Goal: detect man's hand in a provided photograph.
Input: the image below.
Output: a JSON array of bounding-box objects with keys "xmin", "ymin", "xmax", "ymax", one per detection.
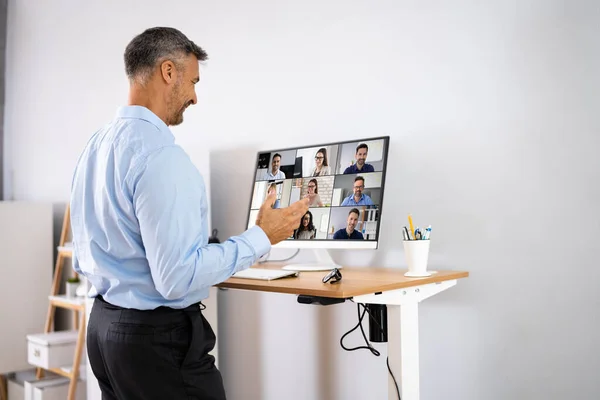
[{"xmin": 255, "ymin": 193, "xmax": 310, "ymax": 244}]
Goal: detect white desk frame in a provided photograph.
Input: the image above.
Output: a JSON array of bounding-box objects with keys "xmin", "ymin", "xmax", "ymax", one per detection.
[{"xmin": 353, "ymin": 279, "xmax": 458, "ymax": 400}]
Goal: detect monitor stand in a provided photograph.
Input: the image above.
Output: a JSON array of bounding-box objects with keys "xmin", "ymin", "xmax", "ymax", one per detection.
[{"xmin": 281, "ymin": 249, "xmax": 341, "ymax": 272}]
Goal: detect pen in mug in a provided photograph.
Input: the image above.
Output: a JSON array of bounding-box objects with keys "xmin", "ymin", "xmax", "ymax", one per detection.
[
  {"xmin": 424, "ymin": 225, "xmax": 432, "ymax": 240},
  {"xmin": 403, "ymin": 226, "xmax": 411, "ymax": 240},
  {"xmin": 408, "ymin": 214, "xmax": 415, "ymax": 238}
]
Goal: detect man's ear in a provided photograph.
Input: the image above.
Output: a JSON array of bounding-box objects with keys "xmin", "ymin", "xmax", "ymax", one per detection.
[{"xmin": 160, "ymin": 60, "xmax": 176, "ymax": 84}]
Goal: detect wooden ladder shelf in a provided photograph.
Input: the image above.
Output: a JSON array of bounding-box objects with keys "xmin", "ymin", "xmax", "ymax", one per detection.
[{"xmin": 35, "ymin": 204, "xmax": 86, "ymax": 400}]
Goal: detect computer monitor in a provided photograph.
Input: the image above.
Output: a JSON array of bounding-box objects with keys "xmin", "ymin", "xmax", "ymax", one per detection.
[{"xmin": 246, "ymin": 136, "xmax": 389, "ymax": 270}]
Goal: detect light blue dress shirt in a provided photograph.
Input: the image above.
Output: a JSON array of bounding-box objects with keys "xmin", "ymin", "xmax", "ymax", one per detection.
[
  {"xmin": 340, "ymin": 193, "xmax": 374, "ymax": 206},
  {"xmin": 263, "ymin": 169, "xmax": 286, "ymax": 180},
  {"xmin": 70, "ymin": 105, "xmax": 271, "ymax": 310}
]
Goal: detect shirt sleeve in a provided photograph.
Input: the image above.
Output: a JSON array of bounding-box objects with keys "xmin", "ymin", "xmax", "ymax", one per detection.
[
  {"xmin": 130, "ymin": 145, "xmax": 271, "ymax": 301},
  {"xmin": 72, "ymin": 252, "xmax": 83, "ymax": 274}
]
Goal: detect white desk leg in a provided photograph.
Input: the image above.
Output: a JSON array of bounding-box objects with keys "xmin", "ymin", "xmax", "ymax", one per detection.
[
  {"xmin": 353, "ymin": 280, "xmax": 457, "ymax": 400},
  {"xmin": 388, "ymin": 303, "xmax": 419, "ymax": 400}
]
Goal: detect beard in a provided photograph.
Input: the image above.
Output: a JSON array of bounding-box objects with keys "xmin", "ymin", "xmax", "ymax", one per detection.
[
  {"xmin": 169, "ymin": 106, "xmax": 185, "ymax": 126},
  {"xmin": 166, "ymin": 82, "xmax": 188, "ymax": 126}
]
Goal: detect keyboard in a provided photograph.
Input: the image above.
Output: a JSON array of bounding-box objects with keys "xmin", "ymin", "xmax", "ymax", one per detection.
[{"xmin": 232, "ymin": 268, "xmax": 299, "ymax": 281}]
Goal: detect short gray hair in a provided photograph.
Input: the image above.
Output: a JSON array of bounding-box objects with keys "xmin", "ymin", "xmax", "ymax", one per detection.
[{"xmin": 124, "ymin": 27, "xmax": 208, "ymax": 84}]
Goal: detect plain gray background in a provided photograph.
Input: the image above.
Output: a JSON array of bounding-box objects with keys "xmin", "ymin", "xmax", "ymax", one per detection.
[{"xmin": 5, "ymin": 0, "xmax": 600, "ymax": 399}]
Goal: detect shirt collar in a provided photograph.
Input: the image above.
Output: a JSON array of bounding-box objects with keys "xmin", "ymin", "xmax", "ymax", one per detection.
[
  {"xmin": 348, "ymin": 193, "xmax": 364, "ymax": 202},
  {"xmin": 116, "ymin": 105, "xmax": 170, "ymax": 134}
]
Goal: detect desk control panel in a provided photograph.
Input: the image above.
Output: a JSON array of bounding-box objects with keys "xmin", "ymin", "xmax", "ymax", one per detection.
[{"xmin": 297, "ymin": 295, "xmax": 347, "ymax": 306}]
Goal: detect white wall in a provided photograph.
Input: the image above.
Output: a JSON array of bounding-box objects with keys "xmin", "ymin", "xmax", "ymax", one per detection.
[{"xmin": 5, "ymin": 1, "xmax": 600, "ymax": 399}]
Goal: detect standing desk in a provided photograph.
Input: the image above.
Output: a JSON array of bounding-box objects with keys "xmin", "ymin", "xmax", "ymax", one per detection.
[{"xmin": 217, "ymin": 263, "xmax": 469, "ymax": 400}]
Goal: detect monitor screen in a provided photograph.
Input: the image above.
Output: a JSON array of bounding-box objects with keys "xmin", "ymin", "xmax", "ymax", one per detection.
[{"xmin": 246, "ymin": 136, "xmax": 389, "ymax": 249}]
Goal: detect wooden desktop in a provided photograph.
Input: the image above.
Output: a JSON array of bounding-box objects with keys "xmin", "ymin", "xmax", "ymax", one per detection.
[{"xmin": 218, "ymin": 262, "xmax": 469, "ymax": 400}]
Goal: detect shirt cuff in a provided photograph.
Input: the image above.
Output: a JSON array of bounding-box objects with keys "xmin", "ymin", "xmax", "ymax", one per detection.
[{"xmin": 243, "ymin": 225, "xmax": 272, "ymax": 259}]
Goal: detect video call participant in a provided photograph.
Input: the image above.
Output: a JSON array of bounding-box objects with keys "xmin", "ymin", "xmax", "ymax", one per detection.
[
  {"xmin": 333, "ymin": 208, "xmax": 364, "ymax": 239},
  {"xmin": 294, "ymin": 211, "xmax": 317, "ymax": 239},
  {"xmin": 263, "ymin": 153, "xmax": 286, "ymax": 180},
  {"xmin": 312, "ymin": 148, "xmax": 331, "ymax": 176},
  {"xmin": 304, "ymin": 178, "xmax": 323, "ymax": 207},
  {"xmin": 343, "ymin": 143, "xmax": 375, "ymax": 174},
  {"xmin": 267, "ymin": 182, "xmax": 281, "ymax": 208},
  {"xmin": 340, "ymin": 176, "xmax": 374, "ymax": 206}
]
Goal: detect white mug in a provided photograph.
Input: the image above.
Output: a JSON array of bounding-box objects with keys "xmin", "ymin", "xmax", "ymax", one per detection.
[{"xmin": 403, "ymin": 240, "xmax": 431, "ymax": 277}]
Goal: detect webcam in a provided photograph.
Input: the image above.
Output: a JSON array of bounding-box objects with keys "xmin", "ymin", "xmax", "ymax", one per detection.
[{"xmin": 322, "ymin": 268, "xmax": 342, "ymax": 284}]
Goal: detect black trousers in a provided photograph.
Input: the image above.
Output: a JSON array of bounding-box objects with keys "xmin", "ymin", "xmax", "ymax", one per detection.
[{"xmin": 87, "ymin": 296, "xmax": 226, "ymax": 400}]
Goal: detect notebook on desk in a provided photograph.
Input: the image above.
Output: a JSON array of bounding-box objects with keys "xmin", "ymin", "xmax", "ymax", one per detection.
[{"xmin": 232, "ymin": 268, "xmax": 299, "ymax": 281}]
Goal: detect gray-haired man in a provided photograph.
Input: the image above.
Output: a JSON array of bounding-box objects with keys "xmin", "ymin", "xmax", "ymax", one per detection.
[{"xmin": 71, "ymin": 27, "xmax": 309, "ymax": 399}]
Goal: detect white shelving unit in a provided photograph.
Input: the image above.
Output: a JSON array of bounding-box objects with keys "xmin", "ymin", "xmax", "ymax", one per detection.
[{"xmin": 0, "ymin": 202, "xmax": 54, "ymax": 400}]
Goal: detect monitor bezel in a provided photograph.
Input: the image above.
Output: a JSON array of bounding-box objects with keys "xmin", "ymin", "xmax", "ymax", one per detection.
[{"xmin": 246, "ymin": 135, "xmax": 390, "ymax": 249}]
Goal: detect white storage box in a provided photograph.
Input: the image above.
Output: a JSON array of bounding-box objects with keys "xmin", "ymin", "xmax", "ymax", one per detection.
[
  {"xmin": 6, "ymin": 369, "xmax": 63, "ymax": 400},
  {"xmin": 26, "ymin": 331, "xmax": 78, "ymax": 369},
  {"xmin": 24, "ymin": 377, "xmax": 85, "ymax": 400},
  {"xmin": 7, "ymin": 377, "xmax": 26, "ymax": 400},
  {"xmin": 6, "ymin": 370, "xmax": 33, "ymax": 400}
]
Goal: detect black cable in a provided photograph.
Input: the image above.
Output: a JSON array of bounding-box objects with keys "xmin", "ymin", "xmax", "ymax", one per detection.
[
  {"xmin": 361, "ymin": 304, "xmax": 400, "ymax": 400},
  {"xmin": 387, "ymin": 357, "xmax": 400, "ymax": 400},
  {"xmin": 340, "ymin": 303, "xmax": 380, "ymax": 356},
  {"xmin": 341, "ymin": 301, "xmax": 401, "ymax": 400},
  {"xmin": 258, "ymin": 249, "xmax": 300, "ymax": 263}
]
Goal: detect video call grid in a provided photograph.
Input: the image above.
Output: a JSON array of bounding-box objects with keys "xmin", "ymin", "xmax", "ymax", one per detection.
[{"xmin": 248, "ymin": 138, "xmax": 387, "ymax": 241}]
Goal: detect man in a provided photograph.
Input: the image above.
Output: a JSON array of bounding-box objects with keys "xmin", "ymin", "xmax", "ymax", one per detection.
[
  {"xmin": 262, "ymin": 153, "xmax": 286, "ymax": 180},
  {"xmin": 343, "ymin": 143, "xmax": 375, "ymax": 174},
  {"xmin": 333, "ymin": 208, "xmax": 364, "ymax": 239},
  {"xmin": 340, "ymin": 176, "xmax": 374, "ymax": 206},
  {"xmin": 70, "ymin": 27, "xmax": 309, "ymax": 400}
]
